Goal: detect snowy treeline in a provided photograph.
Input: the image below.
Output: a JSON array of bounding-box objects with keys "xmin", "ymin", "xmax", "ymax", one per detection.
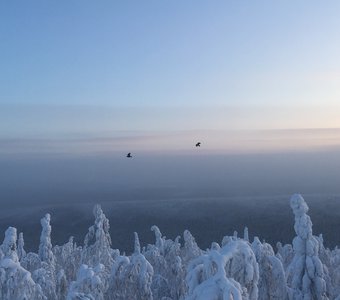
[{"xmin": 0, "ymin": 194, "xmax": 339, "ymax": 299}]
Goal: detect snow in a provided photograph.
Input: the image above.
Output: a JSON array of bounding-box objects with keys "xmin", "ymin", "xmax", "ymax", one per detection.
[
  {"xmin": 17, "ymin": 232, "xmax": 26, "ymax": 261},
  {"xmin": 0, "ymin": 193, "xmax": 339, "ymax": 299},
  {"xmin": 287, "ymin": 194, "xmax": 328, "ymax": 300},
  {"xmin": 1, "ymin": 258, "xmax": 19, "ymax": 269},
  {"xmin": 39, "ymin": 214, "xmax": 55, "ymax": 265}
]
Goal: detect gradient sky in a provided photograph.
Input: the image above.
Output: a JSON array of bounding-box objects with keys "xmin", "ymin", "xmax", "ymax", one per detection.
[
  {"xmin": 3, "ymin": 1, "xmax": 340, "ymax": 253},
  {"xmin": 1, "ymin": 1, "xmax": 340, "ymax": 148}
]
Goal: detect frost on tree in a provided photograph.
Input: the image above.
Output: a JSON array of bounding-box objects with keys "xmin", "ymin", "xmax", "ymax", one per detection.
[
  {"xmin": 329, "ymin": 247, "xmax": 340, "ymax": 298},
  {"xmin": 17, "ymin": 233, "xmax": 26, "ymax": 262},
  {"xmin": 144, "ymin": 226, "xmax": 186, "ymax": 300},
  {"xmin": 276, "ymin": 242, "xmax": 294, "ymax": 270},
  {"xmin": 34, "ymin": 213, "xmax": 58, "ymax": 300},
  {"xmin": 39, "ymin": 214, "xmax": 55, "ymax": 266},
  {"xmin": 243, "ymin": 227, "xmax": 249, "ymax": 242},
  {"xmin": 316, "ymin": 234, "xmax": 334, "ymax": 299},
  {"xmin": 108, "ymin": 232, "xmax": 154, "ymax": 300},
  {"xmin": 182, "ymin": 230, "xmax": 202, "ymax": 264},
  {"xmin": 67, "ymin": 264, "xmax": 105, "ymax": 300},
  {"xmin": 252, "ymin": 237, "xmax": 287, "ymax": 299},
  {"xmin": 186, "ymin": 239, "xmax": 259, "ymax": 300},
  {"xmin": 144, "ymin": 228, "xmax": 169, "ymax": 299},
  {"xmin": 0, "ymin": 227, "xmax": 45, "ymax": 300},
  {"xmin": 0, "ymin": 194, "xmax": 340, "ymax": 299},
  {"xmin": 107, "ymin": 255, "xmax": 130, "ymax": 299},
  {"xmin": 53, "ymin": 236, "xmax": 82, "ymax": 283},
  {"xmin": 82, "ymin": 205, "xmax": 113, "ymax": 269},
  {"xmin": 286, "ymin": 194, "xmax": 328, "ymax": 300},
  {"xmin": 151, "ymin": 226, "xmax": 165, "ymax": 255}
]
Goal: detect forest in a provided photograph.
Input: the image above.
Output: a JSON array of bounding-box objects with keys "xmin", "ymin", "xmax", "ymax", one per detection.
[{"xmin": 0, "ymin": 194, "xmax": 339, "ymax": 299}]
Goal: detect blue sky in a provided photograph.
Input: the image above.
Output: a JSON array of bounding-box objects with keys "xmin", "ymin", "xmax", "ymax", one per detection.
[{"xmin": 1, "ymin": 1, "xmax": 340, "ymax": 147}]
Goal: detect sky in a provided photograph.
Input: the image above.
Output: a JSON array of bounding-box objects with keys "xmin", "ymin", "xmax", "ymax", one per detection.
[
  {"xmin": 2, "ymin": 1, "xmax": 340, "ymax": 249},
  {"xmin": 1, "ymin": 1, "xmax": 340, "ymax": 152}
]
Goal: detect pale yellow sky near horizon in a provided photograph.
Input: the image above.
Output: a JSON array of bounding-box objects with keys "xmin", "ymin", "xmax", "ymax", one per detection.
[
  {"xmin": 1, "ymin": 103, "xmax": 340, "ymax": 155},
  {"xmin": 1, "ymin": 127, "xmax": 340, "ymax": 156}
]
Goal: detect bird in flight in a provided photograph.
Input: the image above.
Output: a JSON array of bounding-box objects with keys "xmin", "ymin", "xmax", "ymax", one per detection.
[
  {"xmin": 195, "ymin": 142, "xmax": 201, "ymax": 147},
  {"xmin": 126, "ymin": 153, "xmax": 132, "ymax": 158}
]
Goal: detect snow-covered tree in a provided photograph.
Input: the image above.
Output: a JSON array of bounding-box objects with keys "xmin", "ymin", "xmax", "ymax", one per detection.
[
  {"xmin": 67, "ymin": 264, "xmax": 105, "ymax": 300},
  {"xmin": 328, "ymin": 247, "xmax": 340, "ymax": 298},
  {"xmin": 53, "ymin": 236, "xmax": 82, "ymax": 282},
  {"xmin": 1, "ymin": 227, "xmax": 18, "ymax": 262},
  {"xmin": 244, "ymin": 227, "xmax": 249, "ymax": 242},
  {"xmin": 0, "ymin": 227, "xmax": 45, "ymax": 300},
  {"xmin": 151, "ymin": 226, "xmax": 165, "ymax": 255},
  {"xmin": 286, "ymin": 194, "xmax": 328, "ymax": 300},
  {"xmin": 34, "ymin": 213, "xmax": 57, "ymax": 300},
  {"xmin": 276, "ymin": 242, "xmax": 294, "ymax": 270},
  {"xmin": 0, "ymin": 196, "xmax": 339, "ymax": 299},
  {"xmin": 162, "ymin": 236, "xmax": 186, "ymax": 299},
  {"xmin": 0, "ymin": 257, "xmax": 46, "ymax": 300},
  {"xmin": 107, "ymin": 255, "xmax": 130, "ymax": 299},
  {"xmin": 186, "ymin": 239, "xmax": 259, "ymax": 300},
  {"xmin": 82, "ymin": 205, "xmax": 113, "ymax": 268},
  {"xmin": 17, "ymin": 233, "xmax": 26, "ymax": 262},
  {"xmin": 252, "ymin": 237, "xmax": 287, "ymax": 299},
  {"xmin": 57, "ymin": 269, "xmax": 68, "ymax": 299},
  {"xmin": 182, "ymin": 230, "xmax": 202, "ymax": 265},
  {"xmin": 144, "ymin": 226, "xmax": 186, "ymax": 300},
  {"xmin": 107, "ymin": 233, "xmax": 154, "ymax": 300},
  {"xmin": 21, "ymin": 252, "xmax": 42, "ymax": 274},
  {"xmin": 224, "ymin": 239, "xmax": 259, "ymax": 299},
  {"xmin": 39, "ymin": 214, "xmax": 55, "ymax": 266}
]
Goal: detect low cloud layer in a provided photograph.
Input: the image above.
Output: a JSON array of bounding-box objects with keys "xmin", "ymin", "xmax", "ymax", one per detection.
[{"xmin": 1, "ymin": 128, "xmax": 340, "ymax": 156}]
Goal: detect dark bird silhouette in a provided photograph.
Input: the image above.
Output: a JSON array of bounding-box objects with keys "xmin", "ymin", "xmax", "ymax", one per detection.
[
  {"xmin": 126, "ymin": 153, "xmax": 132, "ymax": 158},
  {"xmin": 195, "ymin": 142, "xmax": 201, "ymax": 147}
]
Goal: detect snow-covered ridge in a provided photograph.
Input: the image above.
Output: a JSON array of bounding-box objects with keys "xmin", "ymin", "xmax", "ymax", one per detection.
[{"xmin": 0, "ymin": 194, "xmax": 339, "ymax": 299}]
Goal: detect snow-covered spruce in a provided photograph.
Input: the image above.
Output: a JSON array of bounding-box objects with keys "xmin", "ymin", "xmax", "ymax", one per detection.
[
  {"xmin": 0, "ymin": 227, "xmax": 46, "ymax": 299},
  {"xmin": 252, "ymin": 237, "xmax": 287, "ymax": 299},
  {"xmin": 186, "ymin": 239, "xmax": 258, "ymax": 300},
  {"xmin": 0, "ymin": 195, "xmax": 339, "ymax": 299},
  {"xmin": 286, "ymin": 194, "xmax": 328, "ymax": 300}
]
